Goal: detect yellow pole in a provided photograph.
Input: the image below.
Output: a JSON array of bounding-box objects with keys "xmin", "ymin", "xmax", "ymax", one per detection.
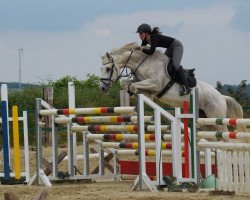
[{"xmin": 12, "ymin": 106, "xmax": 21, "ymax": 179}]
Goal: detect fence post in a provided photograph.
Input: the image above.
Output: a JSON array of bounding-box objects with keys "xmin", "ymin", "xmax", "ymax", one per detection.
[{"xmin": 43, "ymin": 87, "xmax": 53, "ymax": 145}]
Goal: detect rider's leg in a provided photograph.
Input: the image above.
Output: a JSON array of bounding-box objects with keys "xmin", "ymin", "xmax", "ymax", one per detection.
[
  {"xmin": 176, "ymin": 66, "xmax": 191, "ymax": 96},
  {"xmin": 164, "ymin": 49, "xmax": 171, "ymax": 57},
  {"xmin": 172, "ymin": 40, "xmax": 191, "ymax": 96}
]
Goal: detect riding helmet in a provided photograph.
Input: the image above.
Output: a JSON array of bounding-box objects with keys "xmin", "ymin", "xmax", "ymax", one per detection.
[{"xmin": 136, "ymin": 23, "xmax": 151, "ymax": 33}]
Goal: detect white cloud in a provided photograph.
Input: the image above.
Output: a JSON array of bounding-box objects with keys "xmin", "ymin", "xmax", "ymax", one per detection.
[
  {"xmin": 95, "ymin": 28, "xmax": 111, "ymax": 36},
  {"xmin": 0, "ymin": 1, "xmax": 249, "ymax": 86}
]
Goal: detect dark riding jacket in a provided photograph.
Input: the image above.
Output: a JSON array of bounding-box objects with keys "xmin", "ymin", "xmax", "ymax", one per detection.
[{"xmin": 141, "ymin": 33, "xmax": 174, "ymax": 55}]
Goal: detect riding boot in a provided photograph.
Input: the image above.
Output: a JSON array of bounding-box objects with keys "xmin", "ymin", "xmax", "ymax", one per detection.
[{"xmin": 177, "ymin": 66, "xmax": 191, "ymax": 96}]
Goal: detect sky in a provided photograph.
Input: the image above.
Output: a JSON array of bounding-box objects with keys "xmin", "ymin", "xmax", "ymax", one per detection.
[{"xmin": 0, "ymin": 0, "xmax": 249, "ymax": 86}]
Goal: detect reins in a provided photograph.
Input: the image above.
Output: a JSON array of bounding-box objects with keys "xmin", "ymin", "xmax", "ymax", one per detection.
[
  {"xmin": 130, "ymin": 54, "xmax": 149, "ymax": 80},
  {"xmin": 100, "ymin": 50, "xmax": 149, "ymax": 86}
]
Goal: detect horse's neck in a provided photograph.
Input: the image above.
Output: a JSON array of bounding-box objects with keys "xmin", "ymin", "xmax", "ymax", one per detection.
[
  {"xmin": 115, "ymin": 51, "xmax": 142, "ymax": 71},
  {"xmin": 115, "ymin": 50, "xmax": 171, "ymax": 84}
]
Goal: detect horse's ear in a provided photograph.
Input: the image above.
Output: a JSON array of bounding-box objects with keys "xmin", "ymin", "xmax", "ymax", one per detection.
[{"xmin": 106, "ymin": 52, "xmax": 112, "ymax": 60}]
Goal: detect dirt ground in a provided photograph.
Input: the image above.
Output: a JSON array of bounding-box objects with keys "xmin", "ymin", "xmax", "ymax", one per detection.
[
  {"xmin": 0, "ymin": 146, "xmax": 249, "ymax": 200},
  {"xmin": 1, "ymin": 182, "xmax": 250, "ymax": 200}
]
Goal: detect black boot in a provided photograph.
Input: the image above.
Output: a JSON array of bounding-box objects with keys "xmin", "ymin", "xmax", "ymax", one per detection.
[{"xmin": 177, "ymin": 66, "xmax": 191, "ymax": 96}]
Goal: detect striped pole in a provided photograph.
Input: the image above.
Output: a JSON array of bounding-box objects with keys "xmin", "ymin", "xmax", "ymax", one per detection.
[
  {"xmin": 198, "ymin": 141, "xmax": 250, "ymax": 151},
  {"xmin": 1, "ymin": 101, "xmax": 10, "ymax": 180},
  {"xmin": 116, "ymin": 149, "xmax": 214, "ymax": 157},
  {"xmin": 197, "ymin": 118, "xmax": 250, "ymax": 126},
  {"xmin": 101, "ymin": 142, "xmax": 176, "ymax": 149},
  {"xmin": 71, "ymin": 125, "xmax": 170, "ymax": 133},
  {"xmin": 86, "ymin": 133, "xmax": 183, "ymax": 141},
  {"xmin": 54, "ymin": 115, "xmax": 153, "ymax": 124},
  {"xmin": 197, "ymin": 131, "xmax": 250, "ymax": 141},
  {"xmin": 12, "ymin": 106, "xmax": 21, "ymax": 180},
  {"xmin": 116, "ymin": 149, "xmax": 185, "ymax": 157},
  {"xmin": 40, "ymin": 106, "xmax": 137, "ymax": 116}
]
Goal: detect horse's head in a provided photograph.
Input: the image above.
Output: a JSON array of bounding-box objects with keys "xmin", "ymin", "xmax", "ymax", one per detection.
[
  {"xmin": 99, "ymin": 52, "xmax": 120, "ymax": 93},
  {"xmin": 99, "ymin": 42, "xmax": 142, "ymax": 93}
]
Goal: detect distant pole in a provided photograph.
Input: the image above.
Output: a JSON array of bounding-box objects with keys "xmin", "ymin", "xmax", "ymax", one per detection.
[
  {"xmin": 43, "ymin": 87, "xmax": 54, "ymax": 145},
  {"xmin": 18, "ymin": 48, "xmax": 23, "ymax": 89}
]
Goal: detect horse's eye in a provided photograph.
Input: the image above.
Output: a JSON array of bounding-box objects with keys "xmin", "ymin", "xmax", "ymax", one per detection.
[{"xmin": 106, "ymin": 67, "xmax": 112, "ymax": 72}]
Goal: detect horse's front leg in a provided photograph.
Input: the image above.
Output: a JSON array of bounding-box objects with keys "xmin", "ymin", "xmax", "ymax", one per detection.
[
  {"xmin": 120, "ymin": 79, "xmax": 134, "ymax": 91},
  {"xmin": 120, "ymin": 79, "xmax": 136, "ymax": 96},
  {"xmin": 130, "ymin": 79, "xmax": 161, "ymax": 98}
]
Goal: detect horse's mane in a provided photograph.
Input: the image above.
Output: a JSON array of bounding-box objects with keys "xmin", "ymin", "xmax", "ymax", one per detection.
[
  {"xmin": 110, "ymin": 42, "xmax": 165, "ymax": 60},
  {"xmin": 121, "ymin": 42, "xmax": 140, "ymax": 50},
  {"xmin": 110, "ymin": 42, "xmax": 139, "ymax": 54}
]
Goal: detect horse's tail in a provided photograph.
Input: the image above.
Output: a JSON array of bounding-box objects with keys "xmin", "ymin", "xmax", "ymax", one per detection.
[{"xmin": 223, "ymin": 95, "xmax": 247, "ymax": 132}]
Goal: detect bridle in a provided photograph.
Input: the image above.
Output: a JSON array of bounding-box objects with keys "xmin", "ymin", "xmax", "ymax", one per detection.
[
  {"xmin": 100, "ymin": 51, "xmax": 148, "ymax": 87},
  {"xmin": 100, "ymin": 59, "xmax": 118, "ymax": 87}
]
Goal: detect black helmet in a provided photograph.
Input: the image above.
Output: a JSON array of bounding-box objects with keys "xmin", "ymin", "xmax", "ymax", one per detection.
[{"xmin": 136, "ymin": 23, "xmax": 151, "ymax": 33}]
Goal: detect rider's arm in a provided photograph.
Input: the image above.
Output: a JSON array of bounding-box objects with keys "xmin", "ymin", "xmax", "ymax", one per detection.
[
  {"xmin": 142, "ymin": 35, "xmax": 159, "ymax": 55},
  {"xmin": 141, "ymin": 40, "xmax": 148, "ymax": 46}
]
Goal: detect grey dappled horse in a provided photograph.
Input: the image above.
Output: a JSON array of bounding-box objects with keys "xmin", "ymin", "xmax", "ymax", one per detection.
[{"xmin": 99, "ymin": 43, "xmax": 246, "ymax": 132}]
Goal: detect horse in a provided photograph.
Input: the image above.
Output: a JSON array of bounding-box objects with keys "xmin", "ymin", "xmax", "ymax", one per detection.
[{"xmin": 99, "ymin": 42, "xmax": 246, "ymax": 133}]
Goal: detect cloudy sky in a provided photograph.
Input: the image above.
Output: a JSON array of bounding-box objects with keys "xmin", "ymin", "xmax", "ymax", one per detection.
[{"xmin": 0, "ymin": 0, "xmax": 249, "ymax": 86}]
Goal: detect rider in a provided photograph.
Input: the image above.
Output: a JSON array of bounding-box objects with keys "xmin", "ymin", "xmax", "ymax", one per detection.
[{"xmin": 136, "ymin": 23, "xmax": 191, "ymax": 96}]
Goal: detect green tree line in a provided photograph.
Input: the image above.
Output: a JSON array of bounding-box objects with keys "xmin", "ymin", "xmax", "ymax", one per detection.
[{"xmin": 216, "ymin": 80, "xmax": 249, "ymax": 106}]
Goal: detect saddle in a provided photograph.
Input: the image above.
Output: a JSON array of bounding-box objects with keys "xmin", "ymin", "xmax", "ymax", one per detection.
[
  {"xmin": 167, "ymin": 59, "xmax": 196, "ymax": 88},
  {"xmin": 156, "ymin": 59, "xmax": 197, "ymax": 98}
]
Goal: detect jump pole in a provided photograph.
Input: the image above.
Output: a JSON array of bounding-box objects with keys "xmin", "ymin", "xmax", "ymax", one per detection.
[
  {"xmin": 0, "ymin": 84, "xmax": 30, "ymax": 183},
  {"xmin": 189, "ymin": 88, "xmax": 199, "ymax": 183},
  {"xmin": 183, "ymin": 101, "xmax": 189, "ymax": 178},
  {"xmin": 1, "ymin": 103, "xmax": 29, "ymax": 184},
  {"xmin": 174, "ymin": 88, "xmax": 199, "ymax": 183},
  {"xmin": 1, "ymin": 101, "xmax": 10, "ymax": 180},
  {"xmin": 68, "ymin": 82, "xmax": 76, "ymax": 176},
  {"xmin": 131, "ymin": 94, "xmax": 158, "ymax": 192},
  {"xmin": 1, "ymin": 84, "xmax": 10, "ymax": 164},
  {"xmin": 12, "ymin": 106, "xmax": 21, "ymax": 180},
  {"xmin": 51, "ymin": 114, "xmax": 59, "ymax": 178},
  {"xmin": 23, "ymin": 111, "xmax": 30, "ymax": 182},
  {"xmin": 132, "ymin": 94, "xmax": 179, "ymax": 191},
  {"xmin": 29, "ymin": 98, "xmax": 51, "ymax": 186}
]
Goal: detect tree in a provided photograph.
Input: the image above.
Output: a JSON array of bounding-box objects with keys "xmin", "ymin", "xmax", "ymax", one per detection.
[
  {"xmin": 216, "ymin": 81, "xmax": 223, "ymax": 94},
  {"xmin": 225, "ymin": 86, "xmax": 235, "ymax": 97},
  {"xmin": 235, "ymin": 80, "xmax": 247, "ymax": 105}
]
